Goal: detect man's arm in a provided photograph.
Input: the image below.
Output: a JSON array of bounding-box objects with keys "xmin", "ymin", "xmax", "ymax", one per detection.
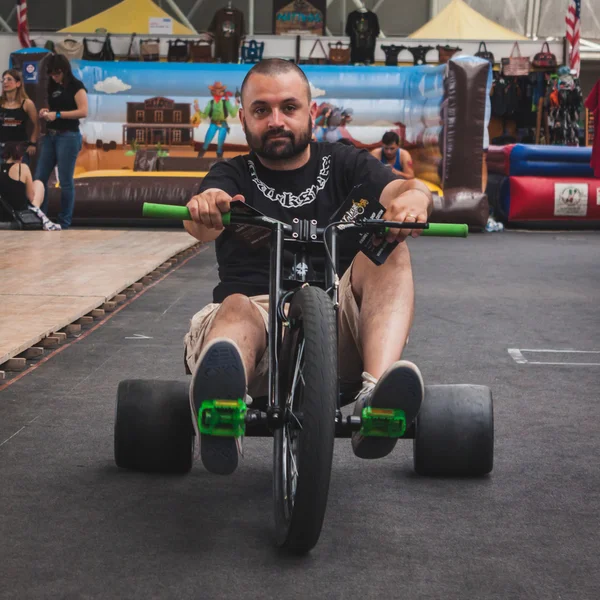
[
  {"xmin": 185, "ymin": 161, "xmax": 245, "ymax": 242},
  {"xmin": 185, "ymin": 188, "xmax": 245, "ymax": 243},
  {"xmin": 379, "ymin": 177, "xmax": 433, "ymax": 242},
  {"xmin": 391, "ymin": 149, "xmax": 414, "ymax": 179}
]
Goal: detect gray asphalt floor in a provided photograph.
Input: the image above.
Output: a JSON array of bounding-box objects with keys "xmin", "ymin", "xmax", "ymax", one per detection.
[{"xmin": 1, "ymin": 230, "xmax": 599, "ymax": 600}]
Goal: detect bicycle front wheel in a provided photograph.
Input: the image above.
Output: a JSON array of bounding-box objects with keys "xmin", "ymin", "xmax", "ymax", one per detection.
[{"xmin": 273, "ymin": 286, "xmax": 338, "ymax": 554}]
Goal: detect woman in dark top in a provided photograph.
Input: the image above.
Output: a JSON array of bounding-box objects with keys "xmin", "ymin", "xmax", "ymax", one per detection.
[
  {"xmin": 35, "ymin": 54, "xmax": 88, "ymax": 229},
  {"xmin": 0, "ymin": 69, "xmax": 39, "ymax": 163},
  {"xmin": 0, "ymin": 141, "xmax": 60, "ymax": 230}
]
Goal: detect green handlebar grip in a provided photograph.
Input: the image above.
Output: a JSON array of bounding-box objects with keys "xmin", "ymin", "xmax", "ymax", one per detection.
[
  {"xmin": 143, "ymin": 202, "xmax": 233, "ymax": 225},
  {"xmin": 421, "ymin": 223, "xmax": 468, "ymax": 237},
  {"xmin": 143, "ymin": 203, "xmax": 191, "ymax": 220},
  {"xmin": 142, "ymin": 203, "xmax": 468, "ymax": 237}
]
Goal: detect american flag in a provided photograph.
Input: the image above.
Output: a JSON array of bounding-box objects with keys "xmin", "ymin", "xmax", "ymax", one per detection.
[
  {"xmin": 565, "ymin": 0, "xmax": 581, "ymax": 77},
  {"xmin": 16, "ymin": 0, "xmax": 31, "ymax": 48}
]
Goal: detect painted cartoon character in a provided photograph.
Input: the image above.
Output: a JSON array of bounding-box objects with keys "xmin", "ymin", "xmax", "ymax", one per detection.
[
  {"xmin": 192, "ymin": 82, "xmax": 240, "ymax": 158},
  {"xmin": 313, "ymin": 103, "xmax": 355, "ymax": 143}
]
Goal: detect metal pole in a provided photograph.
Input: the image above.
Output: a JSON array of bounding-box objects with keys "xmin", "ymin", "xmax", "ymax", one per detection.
[
  {"xmin": 525, "ymin": 0, "xmax": 534, "ymax": 37},
  {"xmin": 162, "ymin": 0, "xmax": 198, "ymax": 33},
  {"xmin": 187, "ymin": 0, "xmax": 206, "ymax": 20},
  {"xmin": 341, "ymin": 0, "xmax": 346, "ymax": 34},
  {"xmin": 0, "ymin": 16, "xmax": 12, "ymax": 32},
  {"xmin": 249, "ymin": 0, "xmax": 254, "ymax": 35},
  {"xmin": 531, "ymin": 0, "xmax": 541, "ymax": 39},
  {"xmin": 66, "ymin": 0, "xmax": 72, "ymax": 26}
]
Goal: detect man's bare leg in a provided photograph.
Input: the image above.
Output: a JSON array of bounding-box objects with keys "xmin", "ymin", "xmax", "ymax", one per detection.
[
  {"xmin": 201, "ymin": 294, "xmax": 267, "ymax": 382},
  {"xmin": 349, "ymin": 242, "xmax": 423, "ymax": 459},
  {"xmin": 190, "ymin": 294, "xmax": 267, "ymax": 475},
  {"xmin": 350, "ymin": 242, "xmax": 414, "ymax": 378}
]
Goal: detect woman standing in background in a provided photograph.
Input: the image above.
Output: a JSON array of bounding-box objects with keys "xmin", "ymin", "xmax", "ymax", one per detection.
[
  {"xmin": 35, "ymin": 54, "xmax": 88, "ymax": 229},
  {"xmin": 0, "ymin": 69, "xmax": 39, "ymax": 163}
]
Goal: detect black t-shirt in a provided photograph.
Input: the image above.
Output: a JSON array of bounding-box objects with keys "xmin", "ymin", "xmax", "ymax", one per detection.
[
  {"xmin": 0, "ymin": 101, "xmax": 30, "ymax": 143},
  {"xmin": 345, "ymin": 10, "xmax": 380, "ymax": 64},
  {"xmin": 47, "ymin": 78, "xmax": 87, "ymax": 132},
  {"xmin": 208, "ymin": 8, "xmax": 245, "ymax": 63},
  {"xmin": 199, "ymin": 142, "xmax": 399, "ymax": 302}
]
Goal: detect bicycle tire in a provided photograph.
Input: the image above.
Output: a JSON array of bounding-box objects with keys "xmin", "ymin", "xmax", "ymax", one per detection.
[{"xmin": 273, "ymin": 286, "xmax": 338, "ymax": 554}]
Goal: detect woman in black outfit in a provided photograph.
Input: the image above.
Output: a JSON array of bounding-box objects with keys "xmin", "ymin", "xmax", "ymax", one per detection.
[
  {"xmin": 35, "ymin": 54, "xmax": 88, "ymax": 229},
  {"xmin": 0, "ymin": 141, "xmax": 60, "ymax": 230},
  {"xmin": 0, "ymin": 69, "xmax": 39, "ymax": 163}
]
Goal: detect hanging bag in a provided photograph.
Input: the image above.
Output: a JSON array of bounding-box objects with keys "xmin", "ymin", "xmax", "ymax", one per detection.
[
  {"xmin": 329, "ymin": 41, "xmax": 351, "ymax": 65},
  {"xmin": 190, "ymin": 39, "xmax": 213, "ymax": 62},
  {"xmin": 140, "ymin": 38, "xmax": 160, "ymax": 62},
  {"xmin": 167, "ymin": 39, "xmax": 190, "ymax": 62},
  {"xmin": 124, "ymin": 33, "xmax": 139, "ymax": 61},
  {"xmin": 475, "ymin": 41, "xmax": 495, "ymax": 66},
  {"xmin": 532, "ymin": 41, "xmax": 557, "ymax": 69},
  {"xmin": 82, "ymin": 34, "xmax": 114, "ymax": 61},
  {"xmin": 83, "ymin": 38, "xmax": 104, "ymax": 60},
  {"xmin": 303, "ymin": 39, "xmax": 329, "ymax": 65},
  {"xmin": 501, "ymin": 42, "xmax": 530, "ymax": 76},
  {"xmin": 55, "ymin": 38, "xmax": 84, "ymax": 60},
  {"xmin": 437, "ymin": 44, "xmax": 462, "ymax": 64},
  {"xmin": 101, "ymin": 33, "xmax": 115, "ymax": 61},
  {"xmin": 241, "ymin": 40, "xmax": 265, "ymax": 64}
]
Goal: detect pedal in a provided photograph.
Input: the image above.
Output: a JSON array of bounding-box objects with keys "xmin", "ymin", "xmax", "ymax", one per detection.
[
  {"xmin": 198, "ymin": 399, "xmax": 247, "ymax": 437},
  {"xmin": 360, "ymin": 406, "xmax": 407, "ymax": 438}
]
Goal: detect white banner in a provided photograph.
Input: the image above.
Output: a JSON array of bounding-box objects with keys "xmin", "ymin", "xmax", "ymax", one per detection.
[
  {"xmin": 149, "ymin": 18, "xmax": 173, "ymax": 35},
  {"xmin": 554, "ymin": 183, "xmax": 588, "ymax": 217}
]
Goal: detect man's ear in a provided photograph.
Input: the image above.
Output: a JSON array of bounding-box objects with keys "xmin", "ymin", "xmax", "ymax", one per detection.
[
  {"xmin": 309, "ymin": 101, "xmax": 318, "ymax": 128},
  {"xmin": 239, "ymin": 107, "xmax": 246, "ymax": 131}
]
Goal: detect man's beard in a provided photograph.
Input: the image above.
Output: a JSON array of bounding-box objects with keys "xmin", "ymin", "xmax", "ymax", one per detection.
[{"xmin": 244, "ymin": 116, "xmax": 312, "ymax": 161}]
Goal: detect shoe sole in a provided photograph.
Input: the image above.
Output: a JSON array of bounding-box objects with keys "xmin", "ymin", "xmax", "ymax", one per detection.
[
  {"xmin": 190, "ymin": 339, "xmax": 246, "ymax": 475},
  {"xmin": 352, "ymin": 362, "xmax": 423, "ymax": 460}
]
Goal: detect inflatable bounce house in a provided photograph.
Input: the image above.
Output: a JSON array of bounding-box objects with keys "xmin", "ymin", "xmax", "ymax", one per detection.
[
  {"xmin": 487, "ymin": 144, "xmax": 600, "ymax": 228},
  {"xmin": 10, "ymin": 48, "xmax": 493, "ymax": 229}
]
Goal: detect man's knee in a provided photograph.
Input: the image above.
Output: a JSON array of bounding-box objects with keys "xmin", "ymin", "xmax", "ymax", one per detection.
[{"xmin": 215, "ymin": 294, "xmax": 264, "ymax": 327}]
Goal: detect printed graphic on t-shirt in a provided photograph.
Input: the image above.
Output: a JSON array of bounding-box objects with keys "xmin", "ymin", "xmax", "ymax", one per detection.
[
  {"xmin": 247, "ymin": 155, "xmax": 331, "ymax": 209},
  {"xmin": 0, "ymin": 117, "xmax": 23, "ymax": 127},
  {"xmin": 222, "ymin": 20, "xmax": 235, "ymax": 36}
]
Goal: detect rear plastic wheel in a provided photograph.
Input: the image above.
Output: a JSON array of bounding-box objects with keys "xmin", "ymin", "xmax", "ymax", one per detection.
[
  {"xmin": 413, "ymin": 384, "xmax": 494, "ymax": 476},
  {"xmin": 114, "ymin": 379, "xmax": 194, "ymax": 474}
]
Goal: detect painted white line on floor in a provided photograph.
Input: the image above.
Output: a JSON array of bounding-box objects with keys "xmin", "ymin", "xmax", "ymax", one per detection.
[
  {"xmin": 0, "ymin": 426, "xmax": 25, "ymax": 448},
  {"xmin": 526, "ymin": 361, "xmax": 600, "ymax": 366},
  {"xmin": 519, "ymin": 349, "xmax": 600, "ymax": 354},
  {"xmin": 507, "ymin": 348, "xmax": 528, "ymax": 363},
  {"xmin": 508, "ymin": 348, "xmax": 600, "ymax": 366}
]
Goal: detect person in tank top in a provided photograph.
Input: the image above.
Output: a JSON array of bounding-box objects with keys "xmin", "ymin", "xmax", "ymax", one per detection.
[
  {"xmin": 0, "ymin": 141, "xmax": 60, "ymax": 230},
  {"xmin": 370, "ymin": 131, "xmax": 414, "ymax": 179},
  {"xmin": 0, "ymin": 69, "xmax": 39, "ymax": 162}
]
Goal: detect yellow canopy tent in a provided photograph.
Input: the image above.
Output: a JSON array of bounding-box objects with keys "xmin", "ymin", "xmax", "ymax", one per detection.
[
  {"xmin": 59, "ymin": 0, "xmax": 194, "ymax": 35},
  {"xmin": 409, "ymin": 0, "xmax": 528, "ymax": 41}
]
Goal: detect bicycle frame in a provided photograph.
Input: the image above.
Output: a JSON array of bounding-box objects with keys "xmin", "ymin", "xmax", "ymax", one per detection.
[{"xmin": 265, "ymin": 219, "xmax": 339, "ymax": 413}]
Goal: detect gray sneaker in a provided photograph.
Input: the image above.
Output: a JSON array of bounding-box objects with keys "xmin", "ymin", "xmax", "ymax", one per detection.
[
  {"xmin": 190, "ymin": 338, "xmax": 247, "ymax": 475},
  {"xmin": 351, "ymin": 360, "xmax": 424, "ymax": 459}
]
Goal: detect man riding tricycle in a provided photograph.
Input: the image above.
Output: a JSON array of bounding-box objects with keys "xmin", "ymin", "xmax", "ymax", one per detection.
[{"xmin": 113, "ymin": 59, "xmax": 494, "ymax": 555}]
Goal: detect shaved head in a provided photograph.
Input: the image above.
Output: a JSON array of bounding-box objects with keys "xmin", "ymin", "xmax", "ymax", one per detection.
[{"xmin": 240, "ymin": 58, "xmax": 311, "ymax": 106}]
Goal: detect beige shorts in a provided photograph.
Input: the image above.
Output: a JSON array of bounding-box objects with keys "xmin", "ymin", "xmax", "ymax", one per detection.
[{"xmin": 183, "ymin": 264, "xmax": 363, "ymax": 399}]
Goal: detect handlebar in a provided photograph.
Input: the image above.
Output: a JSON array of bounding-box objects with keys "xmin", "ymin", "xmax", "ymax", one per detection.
[{"xmin": 142, "ymin": 202, "xmax": 469, "ymax": 238}]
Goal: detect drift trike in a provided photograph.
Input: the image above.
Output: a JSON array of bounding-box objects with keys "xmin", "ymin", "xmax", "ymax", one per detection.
[{"xmin": 114, "ymin": 195, "xmax": 494, "ymax": 554}]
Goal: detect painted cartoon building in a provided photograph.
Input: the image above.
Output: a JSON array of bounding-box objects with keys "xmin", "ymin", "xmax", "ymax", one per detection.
[{"xmin": 123, "ymin": 97, "xmax": 193, "ymax": 147}]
